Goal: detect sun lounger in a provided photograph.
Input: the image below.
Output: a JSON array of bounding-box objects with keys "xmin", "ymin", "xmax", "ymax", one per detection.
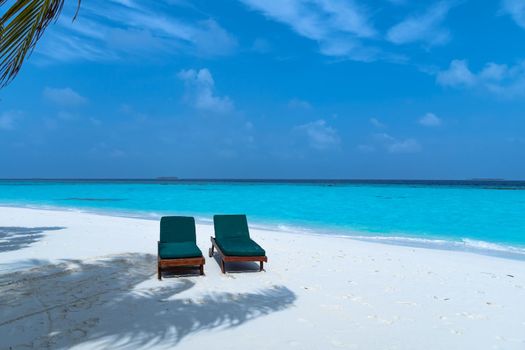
[
  {"xmin": 157, "ymin": 216, "xmax": 205, "ymax": 279},
  {"xmin": 209, "ymin": 214, "xmax": 267, "ymax": 273}
]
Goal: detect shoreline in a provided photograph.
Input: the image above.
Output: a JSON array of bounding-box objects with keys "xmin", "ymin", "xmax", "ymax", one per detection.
[
  {"xmin": 1, "ymin": 203, "xmax": 525, "ymax": 262},
  {"xmin": 1, "ymin": 206, "xmax": 525, "ymax": 349}
]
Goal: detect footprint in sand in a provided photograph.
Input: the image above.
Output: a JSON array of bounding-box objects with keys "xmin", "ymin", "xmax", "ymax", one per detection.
[
  {"xmin": 302, "ymin": 286, "xmax": 319, "ymax": 292},
  {"xmin": 481, "ymin": 272, "xmax": 497, "ymax": 279},
  {"xmin": 485, "ymin": 301, "xmax": 502, "ymax": 307}
]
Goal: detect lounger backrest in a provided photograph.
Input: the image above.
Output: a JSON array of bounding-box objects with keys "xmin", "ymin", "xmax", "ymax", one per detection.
[
  {"xmin": 214, "ymin": 214, "xmax": 250, "ymax": 240},
  {"xmin": 160, "ymin": 216, "xmax": 196, "ymax": 243}
]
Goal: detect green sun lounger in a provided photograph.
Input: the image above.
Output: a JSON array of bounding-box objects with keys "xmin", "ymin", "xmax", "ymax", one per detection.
[
  {"xmin": 157, "ymin": 216, "xmax": 205, "ymax": 279},
  {"xmin": 209, "ymin": 214, "xmax": 267, "ymax": 273}
]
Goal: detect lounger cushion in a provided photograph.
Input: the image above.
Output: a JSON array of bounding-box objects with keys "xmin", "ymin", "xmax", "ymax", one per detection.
[
  {"xmin": 214, "ymin": 214, "xmax": 251, "ymax": 240},
  {"xmin": 158, "ymin": 242, "xmax": 202, "ymax": 259},
  {"xmin": 216, "ymin": 237, "xmax": 266, "ymax": 257},
  {"xmin": 160, "ymin": 216, "xmax": 196, "ymax": 243}
]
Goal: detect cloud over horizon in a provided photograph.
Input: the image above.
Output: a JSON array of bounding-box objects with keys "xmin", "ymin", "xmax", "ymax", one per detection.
[
  {"xmin": 178, "ymin": 68, "xmax": 234, "ymax": 114},
  {"xmin": 387, "ymin": 1, "xmax": 455, "ymax": 46},
  {"xmin": 502, "ymin": 0, "xmax": 525, "ymax": 29},
  {"xmin": 360, "ymin": 132, "xmax": 422, "ymax": 154},
  {"xmin": 43, "ymin": 87, "xmax": 88, "ymax": 107},
  {"xmin": 295, "ymin": 119, "xmax": 341, "ymax": 150},
  {"xmin": 419, "ymin": 113, "xmax": 442, "ymax": 127},
  {"xmin": 36, "ymin": 0, "xmax": 238, "ymax": 63},
  {"xmin": 239, "ymin": 0, "xmax": 379, "ymax": 61},
  {"xmin": 437, "ymin": 59, "xmax": 525, "ymax": 97}
]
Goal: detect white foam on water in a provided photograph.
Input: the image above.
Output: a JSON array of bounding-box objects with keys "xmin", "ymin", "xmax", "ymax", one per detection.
[
  {"xmin": 2, "ymin": 203, "xmax": 525, "ymax": 260},
  {"xmin": 345, "ymin": 234, "xmax": 525, "ymax": 260}
]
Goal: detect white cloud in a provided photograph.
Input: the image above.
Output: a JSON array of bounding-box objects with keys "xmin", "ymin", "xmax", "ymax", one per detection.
[
  {"xmin": 0, "ymin": 111, "xmax": 22, "ymax": 130},
  {"xmin": 370, "ymin": 117, "xmax": 386, "ymax": 128},
  {"xmin": 295, "ymin": 119, "xmax": 340, "ymax": 150},
  {"xmin": 387, "ymin": 1, "xmax": 454, "ymax": 46},
  {"xmin": 43, "ymin": 87, "xmax": 88, "ymax": 107},
  {"xmin": 418, "ymin": 112, "xmax": 442, "ymax": 127},
  {"xmin": 178, "ymin": 68, "xmax": 234, "ymax": 114},
  {"xmin": 36, "ymin": 0, "xmax": 237, "ymax": 63},
  {"xmin": 239, "ymin": 0, "xmax": 378, "ymax": 60},
  {"xmin": 362, "ymin": 132, "xmax": 421, "ymax": 154},
  {"xmin": 479, "ymin": 62, "xmax": 508, "ymax": 81},
  {"xmin": 502, "ymin": 0, "xmax": 525, "ymax": 29},
  {"xmin": 437, "ymin": 59, "xmax": 525, "ymax": 97},
  {"xmin": 373, "ymin": 132, "xmax": 396, "ymax": 143},
  {"xmin": 436, "ymin": 59, "xmax": 476, "ymax": 87},
  {"xmin": 387, "ymin": 138, "xmax": 421, "ymax": 154},
  {"xmin": 288, "ymin": 98, "xmax": 312, "ymax": 110}
]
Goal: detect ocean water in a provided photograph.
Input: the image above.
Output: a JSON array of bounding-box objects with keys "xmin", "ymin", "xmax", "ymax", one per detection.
[{"xmin": 1, "ymin": 180, "xmax": 524, "ymax": 258}]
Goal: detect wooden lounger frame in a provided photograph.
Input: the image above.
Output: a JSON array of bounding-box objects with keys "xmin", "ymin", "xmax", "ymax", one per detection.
[
  {"xmin": 209, "ymin": 237, "xmax": 268, "ymax": 273},
  {"xmin": 157, "ymin": 242, "xmax": 205, "ymax": 280}
]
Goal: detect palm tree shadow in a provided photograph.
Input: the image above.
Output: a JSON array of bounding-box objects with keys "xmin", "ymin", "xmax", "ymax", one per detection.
[
  {"xmin": 0, "ymin": 253, "xmax": 296, "ymax": 349},
  {"xmin": 0, "ymin": 226, "xmax": 65, "ymax": 253}
]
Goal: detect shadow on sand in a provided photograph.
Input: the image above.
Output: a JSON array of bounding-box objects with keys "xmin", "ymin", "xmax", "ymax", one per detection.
[
  {"xmin": 0, "ymin": 226, "xmax": 65, "ymax": 253},
  {"xmin": 0, "ymin": 253, "xmax": 296, "ymax": 349},
  {"xmin": 210, "ymin": 251, "xmax": 262, "ymax": 273}
]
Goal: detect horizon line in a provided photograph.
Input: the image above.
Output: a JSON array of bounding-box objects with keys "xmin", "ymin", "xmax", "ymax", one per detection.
[{"xmin": 0, "ymin": 177, "xmax": 522, "ymax": 182}]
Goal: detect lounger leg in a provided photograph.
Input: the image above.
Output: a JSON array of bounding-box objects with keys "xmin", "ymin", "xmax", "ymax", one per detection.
[
  {"xmin": 200, "ymin": 264, "xmax": 204, "ymax": 276},
  {"xmin": 157, "ymin": 263, "xmax": 162, "ymax": 280},
  {"xmin": 260, "ymin": 261, "xmax": 264, "ymax": 271},
  {"xmin": 220, "ymin": 260, "xmax": 226, "ymax": 274},
  {"xmin": 209, "ymin": 246, "xmax": 214, "ymax": 257}
]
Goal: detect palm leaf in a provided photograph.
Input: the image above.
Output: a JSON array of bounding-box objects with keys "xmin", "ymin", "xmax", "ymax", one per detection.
[{"xmin": 0, "ymin": 0, "xmax": 80, "ymax": 87}]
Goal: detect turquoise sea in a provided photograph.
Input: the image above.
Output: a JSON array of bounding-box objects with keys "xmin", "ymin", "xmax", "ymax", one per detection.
[{"xmin": 1, "ymin": 180, "xmax": 524, "ymax": 259}]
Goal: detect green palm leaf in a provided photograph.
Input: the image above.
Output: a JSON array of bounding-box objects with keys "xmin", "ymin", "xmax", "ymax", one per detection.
[{"xmin": 0, "ymin": 0, "xmax": 80, "ymax": 87}]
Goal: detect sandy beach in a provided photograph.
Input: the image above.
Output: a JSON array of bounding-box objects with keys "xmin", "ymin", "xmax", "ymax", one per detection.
[{"xmin": 1, "ymin": 206, "xmax": 524, "ymax": 349}]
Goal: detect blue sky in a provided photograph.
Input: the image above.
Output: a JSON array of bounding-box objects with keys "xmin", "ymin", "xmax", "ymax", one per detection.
[{"xmin": 1, "ymin": 0, "xmax": 525, "ymax": 179}]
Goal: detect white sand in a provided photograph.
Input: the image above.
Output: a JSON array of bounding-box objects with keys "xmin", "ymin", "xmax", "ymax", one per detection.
[{"xmin": 1, "ymin": 206, "xmax": 524, "ymax": 350}]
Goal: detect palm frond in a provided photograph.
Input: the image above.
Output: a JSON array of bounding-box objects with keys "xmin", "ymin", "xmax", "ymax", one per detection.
[{"xmin": 0, "ymin": 0, "xmax": 80, "ymax": 87}]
